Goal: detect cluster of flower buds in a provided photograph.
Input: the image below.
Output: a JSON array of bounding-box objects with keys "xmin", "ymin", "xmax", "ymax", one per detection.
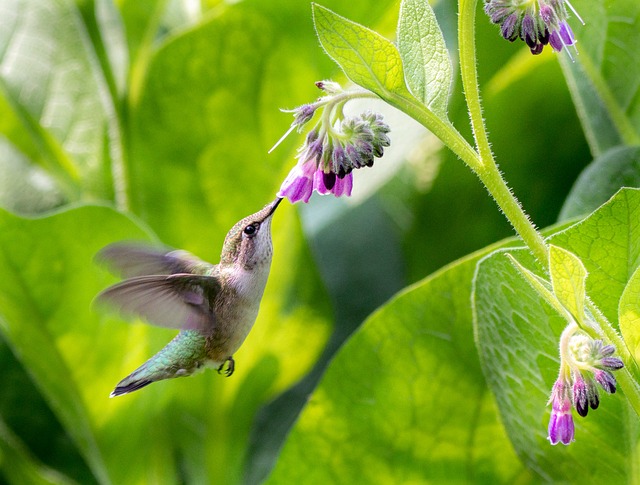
[
  {"xmin": 484, "ymin": 0, "xmax": 583, "ymax": 56},
  {"xmin": 273, "ymin": 81, "xmax": 391, "ymax": 204},
  {"xmin": 547, "ymin": 330, "xmax": 624, "ymax": 445}
]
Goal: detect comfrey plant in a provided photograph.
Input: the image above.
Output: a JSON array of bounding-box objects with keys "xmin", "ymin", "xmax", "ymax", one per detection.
[
  {"xmin": 272, "ymin": 0, "xmax": 640, "ymax": 468},
  {"xmin": 272, "ymin": 81, "xmax": 390, "ymax": 203}
]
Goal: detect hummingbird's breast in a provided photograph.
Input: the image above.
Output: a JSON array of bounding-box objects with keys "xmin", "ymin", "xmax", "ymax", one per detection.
[{"xmin": 205, "ymin": 263, "xmax": 270, "ymax": 361}]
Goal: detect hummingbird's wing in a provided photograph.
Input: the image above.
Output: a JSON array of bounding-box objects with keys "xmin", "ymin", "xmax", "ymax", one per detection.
[
  {"xmin": 96, "ymin": 274, "xmax": 221, "ymax": 333},
  {"xmin": 97, "ymin": 243, "xmax": 214, "ymax": 278}
]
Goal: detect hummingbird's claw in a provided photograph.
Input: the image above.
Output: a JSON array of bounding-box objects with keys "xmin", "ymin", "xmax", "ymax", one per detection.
[{"xmin": 217, "ymin": 356, "xmax": 235, "ymax": 377}]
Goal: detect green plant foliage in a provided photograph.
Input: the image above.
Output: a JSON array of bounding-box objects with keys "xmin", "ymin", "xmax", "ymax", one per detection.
[
  {"xmin": 559, "ymin": 0, "xmax": 640, "ymax": 154},
  {"xmin": 474, "ymin": 247, "xmax": 630, "ymax": 482},
  {"xmin": 1, "ymin": 0, "xmax": 640, "ymax": 483},
  {"xmin": 397, "ymin": 0, "xmax": 452, "ymax": 116},
  {"xmin": 312, "ymin": 4, "xmax": 412, "ymax": 100},
  {"xmin": 559, "ymin": 145, "xmax": 640, "ymax": 221},
  {"xmin": 267, "ymin": 240, "xmax": 532, "ymax": 484}
]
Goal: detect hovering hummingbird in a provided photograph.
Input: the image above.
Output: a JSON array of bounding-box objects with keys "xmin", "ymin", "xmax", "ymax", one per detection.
[{"xmin": 96, "ymin": 197, "xmax": 282, "ymax": 397}]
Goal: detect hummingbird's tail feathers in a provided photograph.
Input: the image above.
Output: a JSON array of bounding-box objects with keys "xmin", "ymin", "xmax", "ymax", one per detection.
[
  {"xmin": 110, "ymin": 378, "xmax": 153, "ymax": 397},
  {"xmin": 109, "ymin": 331, "xmax": 211, "ymax": 397}
]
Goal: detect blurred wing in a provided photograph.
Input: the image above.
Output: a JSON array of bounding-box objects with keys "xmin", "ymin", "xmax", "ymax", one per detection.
[
  {"xmin": 96, "ymin": 274, "xmax": 221, "ymax": 333},
  {"xmin": 96, "ymin": 243, "xmax": 214, "ymax": 278}
]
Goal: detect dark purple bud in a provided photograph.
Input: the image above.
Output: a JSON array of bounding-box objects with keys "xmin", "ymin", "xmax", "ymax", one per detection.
[
  {"xmin": 315, "ymin": 80, "xmax": 342, "ymax": 94},
  {"xmin": 594, "ymin": 370, "xmax": 616, "ymax": 394},
  {"xmin": 573, "ymin": 376, "xmax": 589, "ymax": 417},
  {"xmin": 521, "ymin": 14, "xmax": 537, "ymax": 48},
  {"xmin": 589, "ymin": 389, "xmax": 599, "ymax": 410},
  {"xmin": 539, "ymin": 27, "xmax": 550, "ymax": 45},
  {"xmin": 600, "ymin": 357, "xmax": 624, "ymax": 371},
  {"xmin": 323, "ymin": 171, "xmax": 336, "ymax": 190},
  {"xmin": 331, "ymin": 144, "xmax": 351, "ymax": 178},
  {"xmin": 530, "ymin": 43, "xmax": 544, "ymax": 55}
]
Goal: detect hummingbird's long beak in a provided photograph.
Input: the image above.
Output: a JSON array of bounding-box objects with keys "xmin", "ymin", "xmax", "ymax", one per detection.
[{"xmin": 265, "ymin": 197, "xmax": 283, "ymax": 218}]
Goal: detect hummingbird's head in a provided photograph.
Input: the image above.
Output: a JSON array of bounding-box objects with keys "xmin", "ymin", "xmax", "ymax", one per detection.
[{"xmin": 221, "ymin": 197, "xmax": 282, "ymax": 269}]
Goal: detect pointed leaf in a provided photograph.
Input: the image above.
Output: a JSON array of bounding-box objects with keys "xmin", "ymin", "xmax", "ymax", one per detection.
[
  {"xmin": 506, "ymin": 253, "xmax": 575, "ymax": 324},
  {"xmin": 397, "ymin": 0, "xmax": 451, "ymax": 116},
  {"xmin": 548, "ymin": 245, "xmax": 587, "ymax": 325},
  {"xmin": 312, "ymin": 4, "xmax": 413, "ymax": 99}
]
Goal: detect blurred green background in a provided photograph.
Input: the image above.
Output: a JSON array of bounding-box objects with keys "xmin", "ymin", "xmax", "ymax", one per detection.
[{"xmin": 1, "ymin": 0, "xmax": 630, "ymax": 483}]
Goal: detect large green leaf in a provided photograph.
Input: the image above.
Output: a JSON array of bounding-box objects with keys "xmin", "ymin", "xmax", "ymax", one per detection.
[
  {"xmin": 560, "ymin": 0, "xmax": 640, "ymax": 154},
  {"xmin": 0, "ymin": 206, "xmax": 149, "ymax": 485},
  {"xmin": 266, "ymin": 241, "xmax": 533, "ymax": 484}
]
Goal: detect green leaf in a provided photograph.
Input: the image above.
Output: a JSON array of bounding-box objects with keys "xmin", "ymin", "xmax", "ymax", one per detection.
[
  {"xmin": 267, "ymin": 242, "xmax": 532, "ymax": 484},
  {"xmin": 560, "ymin": 0, "xmax": 640, "ymax": 154},
  {"xmin": 0, "ymin": 205, "xmax": 151, "ymax": 485},
  {"xmin": 548, "ymin": 245, "xmax": 587, "ymax": 326},
  {"xmin": 397, "ymin": 0, "xmax": 451, "ymax": 117},
  {"xmin": 474, "ymin": 248, "xmax": 630, "ymax": 482},
  {"xmin": 550, "ymin": 188, "xmax": 640, "ymax": 323},
  {"xmin": 312, "ymin": 3, "xmax": 413, "ymax": 99},
  {"xmin": 559, "ymin": 145, "xmax": 640, "ymax": 221},
  {"xmin": 619, "ymin": 265, "xmax": 640, "ymax": 365},
  {"xmin": 505, "ymin": 253, "xmax": 575, "ymax": 324},
  {"xmin": 0, "ymin": 0, "xmax": 119, "ymax": 201}
]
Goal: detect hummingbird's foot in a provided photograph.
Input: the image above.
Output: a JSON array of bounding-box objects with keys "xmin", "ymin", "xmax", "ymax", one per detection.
[{"xmin": 217, "ymin": 357, "xmax": 235, "ymax": 377}]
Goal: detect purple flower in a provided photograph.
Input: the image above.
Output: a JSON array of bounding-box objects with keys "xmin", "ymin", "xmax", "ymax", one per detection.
[
  {"xmin": 548, "ymin": 378, "xmax": 575, "ymax": 445},
  {"xmin": 484, "ymin": 0, "xmax": 582, "ymax": 56},
  {"xmin": 277, "ymin": 110, "xmax": 390, "ymax": 204}
]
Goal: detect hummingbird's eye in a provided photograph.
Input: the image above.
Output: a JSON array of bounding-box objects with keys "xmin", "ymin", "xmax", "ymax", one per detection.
[{"xmin": 243, "ymin": 223, "xmax": 259, "ymax": 237}]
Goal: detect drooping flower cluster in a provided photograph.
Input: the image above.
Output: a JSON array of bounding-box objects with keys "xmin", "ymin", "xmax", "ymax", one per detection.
[
  {"xmin": 547, "ymin": 327, "xmax": 624, "ymax": 445},
  {"xmin": 272, "ymin": 81, "xmax": 391, "ymax": 204},
  {"xmin": 484, "ymin": 0, "xmax": 583, "ymax": 56}
]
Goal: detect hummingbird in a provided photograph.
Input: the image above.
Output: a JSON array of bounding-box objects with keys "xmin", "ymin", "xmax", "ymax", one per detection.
[{"xmin": 96, "ymin": 197, "xmax": 282, "ymax": 397}]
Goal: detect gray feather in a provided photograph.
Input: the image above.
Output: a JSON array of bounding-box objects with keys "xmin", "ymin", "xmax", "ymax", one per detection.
[
  {"xmin": 96, "ymin": 274, "xmax": 221, "ymax": 333},
  {"xmin": 96, "ymin": 243, "xmax": 214, "ymax": 278}
]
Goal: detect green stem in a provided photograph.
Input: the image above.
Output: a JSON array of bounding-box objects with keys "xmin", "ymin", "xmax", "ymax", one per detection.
[
  {"xmin": 458, "ymin": 0, "xmax": 492, "ymax": 167},
  {"xmin": 457, "ymin": 0, "xmax": 549, "ymax": 264}
]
